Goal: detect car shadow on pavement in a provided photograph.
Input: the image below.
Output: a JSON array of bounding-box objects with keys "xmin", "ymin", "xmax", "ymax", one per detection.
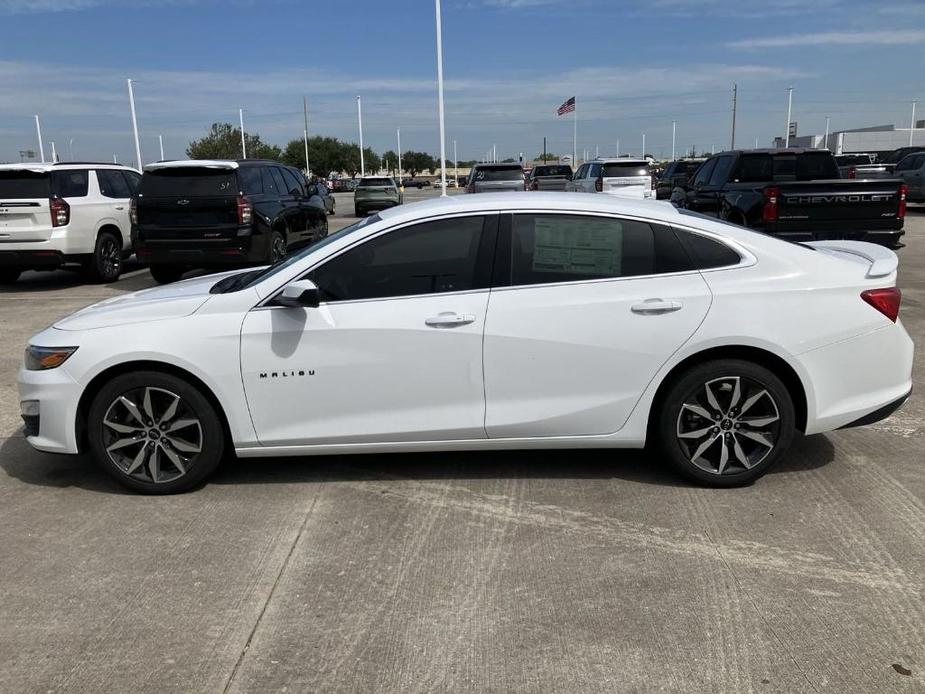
[
  {"xmin": 0, "ymin": 260, "xmax": 152, "ymax": 294},
  {"xmin": 0, "ymin": 428, "xmax": 835, "ymax": 495}
]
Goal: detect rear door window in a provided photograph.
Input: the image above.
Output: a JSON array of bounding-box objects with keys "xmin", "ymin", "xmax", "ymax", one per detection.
[
  {"xmin": 691, "ymin": 158, "xmax": 717, "ymax": 186},
  {"xmin": 268, "ymin": 168, "xmax": 289, "ymax": 197},
  {"xmin": 138, "ymin": 168, "xmax": 238, "ymax": 196},
  {"xmin": 279, "ymin": 167, "xmax": 305, "ymax": 196},
  {"xmin": 0, "ymin": 170, "xmax": 50, "ymax": 199},
  {"xmin": 97, "ymin": 169, "xmax": 132, "ymax": 198},
  {"xmin": 52, "ymin": 170, "xmax": 89, "ymax": 197},
  {"xmin": 707, "ymin": 156, "xmax": 734, "ymax": 186}
]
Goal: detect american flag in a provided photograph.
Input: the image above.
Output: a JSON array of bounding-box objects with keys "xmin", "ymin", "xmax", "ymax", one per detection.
[{"xmin": 556, "ymin": 96, "xmax": 576, "ymax": 116}]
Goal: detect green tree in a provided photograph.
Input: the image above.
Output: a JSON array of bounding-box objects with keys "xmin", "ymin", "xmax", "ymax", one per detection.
[
  {"xmin": 402, "ymin": 150, "xmax": 436, "ymax": 178},
  {"xmin": 281, "ymin": 136, "xmax": 345, "ymax": 177},
  {"xmin": 535, "ymin": 153, "xmax": 558, "ymax": 162},
  {"xmin": 341, "ymin": 143, "xmax": 380, "ymax": 177},
  {"xmin": 187, "ymin": 122, "xmax": 282, "ymax": 161},
  {"xmin": 381, "ymin": 149, "xmax": 398, "ymax": 174}
]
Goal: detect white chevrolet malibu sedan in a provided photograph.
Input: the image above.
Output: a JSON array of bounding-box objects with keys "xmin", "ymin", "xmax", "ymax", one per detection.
[{"xmin": 18, "ymin": 193, "xmax": 913, "ymax": 493}]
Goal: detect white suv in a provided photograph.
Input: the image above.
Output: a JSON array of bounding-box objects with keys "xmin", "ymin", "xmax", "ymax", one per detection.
[
  {"xmin": 0, "ymin": 163, "xmax": 141, "ymax": 284},
  {"xmin": 567, "ymin": 158, "xmax": 655, "ymax": 199}
]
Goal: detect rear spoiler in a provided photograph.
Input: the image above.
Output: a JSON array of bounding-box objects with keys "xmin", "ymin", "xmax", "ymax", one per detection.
[{"xmin": 805, "ymin": 240, "xmax": 898, "ymax": 279}]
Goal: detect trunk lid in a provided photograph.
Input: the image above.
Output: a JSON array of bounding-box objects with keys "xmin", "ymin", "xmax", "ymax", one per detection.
[
  {"xmin": 777, "ymin": 180, "xmax": 903, "ymax": 223},
  {"xmin": 804, "ymin": 240, "xmax": 899, "ymax": 279},
  {"xmin": 135, "ymin": 167, "xmax": 240, "ymax": 240}
]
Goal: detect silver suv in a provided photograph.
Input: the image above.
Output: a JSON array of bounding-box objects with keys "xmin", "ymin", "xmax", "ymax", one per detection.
[
  {"xmin": 567, "ymin": 158, "xmax": 655, "ymax": 199},
  {"xmin": 354, "ymin": 176, "xmax": 402, "ymax": 217},
  {"xmin": 465, "ymin": 164, "xmax": 526, "ymax": 193}
]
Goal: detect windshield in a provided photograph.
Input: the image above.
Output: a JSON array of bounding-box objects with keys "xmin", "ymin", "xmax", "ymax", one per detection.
[
  {"xmin": 0, "ymin": 170, "xmax": 50, "ymax": 198},
  {"xmin": 138, "ymin": 168, "xmax": 238, "ymax": 197},
  {"xmin": 211, "ymin": 214, "xmax": 382, "ymax": 293}
]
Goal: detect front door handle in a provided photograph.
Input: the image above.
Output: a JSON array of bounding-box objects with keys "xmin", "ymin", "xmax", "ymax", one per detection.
[
  {"xmin": 631, "ymin": 299, "xmax": 682, "ymax": 315},
  {"xmin": 425, "ymin": 312, "xmax": 476, "ymax": 328}
]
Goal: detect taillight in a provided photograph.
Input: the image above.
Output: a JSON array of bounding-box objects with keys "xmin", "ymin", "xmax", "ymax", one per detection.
[
  {"xmin": 762, "ymin": 186, "xmax": 779, "ymax": 222},
  {"xmin": 898, "ymin": 184, "xmax": 907, "ymax": 219},
  {"xmin": 846, "ymin": 166, "xmax": 856, "ymax": 179},
  {"xmin": 237, "ymin": 195, "xmax": 252, "ymax": 225},
  {"xmin": 861, "ymin": 287, "xmax": 901, "ymax": 322},
  {"xmin": 595, "ymin": 176, "xmax": 603, "ymax": 192},
  {"xmin": 129, "ymin": 197, "xmax": 138, "ymax": 225},
  {"xmin": 50, "ymin": 197, "xmax": 69, "ymax": 227}
]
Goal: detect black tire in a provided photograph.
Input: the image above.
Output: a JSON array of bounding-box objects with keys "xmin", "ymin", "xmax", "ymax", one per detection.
[
  {"xmin": 83, "ymin": 231, "xmax": 122, "ymax": 283},
  {"xmin": 150, "ymin": 264, "xmax": 185, "ymax": 284},
  {"xmin": 329, "ymin": 201, "xmax": 335, "ymax": 216},
  {"xmin": 726, "ymin": 210, "xmax": 749, "ymax": 228},
  {"xmin": 87, "ymin": 370, "xmax": 226, "ymax": 494},
  {"xmin": 656, "ymin": 359, "xmax": 795, "ymax": 487},
  {"xmin": 0, "ymin": 268, "xmax": 21, "ymax": 284},
  {"xmin": 317, "ymin": 216, "xmax": 329, "ymax": 239},
  {"xmin": 268, "ymin": 229, "xmax": 287, "ymax": 263}
]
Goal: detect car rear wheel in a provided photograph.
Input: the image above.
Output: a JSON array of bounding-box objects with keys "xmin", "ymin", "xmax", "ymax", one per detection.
[
  {"xmin": 83, "ymin": 231, "xmax": 122, "ymax": 283},
  {"xmin": 149, "ymin": 264, "xmax": 185, "ymax": 284},
  {"xmin": 318, "ymin": 216, "xmax": 329, "ymax": 239},
  {"xmin": 87, "ymin": 371, "xmax": 225, "ymax": 494},
  {"xmin": 268, "ymin": 230, "xmax": 287, "ymax": 263},
  {"xmin": 0, "ymin": 268, "xmax": 21, "ymax": 284},
  {"xmin": 355, "ymin": 206, "xmax": 365, "ymax": 217},
  {"xmin": 657, "ymin": 359, "xmax": 795, "ymax": 487}
]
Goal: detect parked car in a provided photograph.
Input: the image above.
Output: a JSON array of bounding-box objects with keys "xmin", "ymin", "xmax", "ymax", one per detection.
[
  {"xmin": 567, "ymin": 158, "xmax": 655, "ymax": 199},
  {"xmin": 306, "ymin": 179, "xmax": 335, "ymax": 215},
  {"xmin": 0, "ymin": 162, "xmax": 140, "ymax": 284},
  {"xmin": 19, "ymin": 192, "xmax": 913, "ymax": 493},
  {"xmin": 330, "ymin": 179, "xmax": 355, "ymax": 193},
  {"xmin": 880, "ymin": 146, "xmax": 925, "ymax": 170},
  {"xmin": 656, "ymin": 159, "xmax": 706, "ymax": 200},
  {"xmin": 527, "ymin": 164, "xmax": 572, "ymax": 191},
  {"xmin": 670, "ymin": 149, "xmax": 907, "ymax": 246},
  {"xmin": 132, "ymin": 159, "xmax": 328, "ymax": 284},
  {"xmin": 834, "ymin": 153, "xmax": 889, "ymax": 179},
  {"xmin": 354, "ymin": 176, "xmax": 402, "ymax": 216},
  {"xmin": 892, "ymin": 151, "xmax": 925, "ymax": 202},
  {"xmin": 466, "ymin": 163, "xmax": 525, "ymax": 193},
  {"xmin": 402, "ymin": 179, "xmax": 429, "ymax": 189}
]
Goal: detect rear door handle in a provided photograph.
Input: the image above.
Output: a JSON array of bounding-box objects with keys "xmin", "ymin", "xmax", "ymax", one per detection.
[
  {"xmin": 631, "ymin": 299, "xmax": 682, "ymax": 315},
  {"xmin": 425, "ymin": 312, "xmax": 476, "ymax": 328}
]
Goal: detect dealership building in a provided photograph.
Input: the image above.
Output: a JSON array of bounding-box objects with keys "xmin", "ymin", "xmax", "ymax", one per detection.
[{"xmin": 774, "ymin": 121, "xmax": 925, "ymax": 154}]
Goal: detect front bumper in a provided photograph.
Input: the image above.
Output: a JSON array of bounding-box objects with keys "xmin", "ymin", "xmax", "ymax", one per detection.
[{"xmin": 17, "ymin": 364, "xmax": 83, "ymax": 454}]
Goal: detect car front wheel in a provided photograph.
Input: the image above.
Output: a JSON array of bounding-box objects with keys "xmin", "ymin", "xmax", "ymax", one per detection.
[
  {"xmin": 87, "ymin": 371, "xmax": 226, "ymax": 494},
  {"xmin": 657, "ymin": 359, "xmax": 795, "ymax": 487}
]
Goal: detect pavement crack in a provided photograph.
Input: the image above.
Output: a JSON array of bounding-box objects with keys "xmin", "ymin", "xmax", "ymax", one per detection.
[{"xmin": 220, "ymin": 486, "xmax": 323, "ymax": 694}]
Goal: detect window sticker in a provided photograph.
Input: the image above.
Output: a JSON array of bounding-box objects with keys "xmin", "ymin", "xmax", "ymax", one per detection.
[{"xmin": 531, "ymin": 217, "xmax": 622, "ymax": 275}]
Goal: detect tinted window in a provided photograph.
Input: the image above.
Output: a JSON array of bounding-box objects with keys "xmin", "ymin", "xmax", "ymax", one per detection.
[
  {"xmin": 733, "ymin": 155, "xmax": 772, "ymax": 183},
  {"xmin": 0, "ymin": 170, "xmax": 50, "ymax": 198},
  {"xmin": 708, "ymin": 156, "xmax": 734, "ymax": 186},
  {"xmin": 138, "ymin": 169, "xmax": 237, "ymax": 197},
  {"xmin": 308, "ymin": 216, "xmax": 486, "ymax": 301},
  {"xmin": 474, "ymin": 166, "xmax": 523, "ymax": 181},
  {"xmin": 97, "ymin": 169, "xmax": 131, "ymax": 198},
  {"xmin": 588, "ymin": 163, "xmax": 602, "ymax": 177},
  {"xmin": 508, "ymin": 214, "xmax": 692, "ymax": 286},
  {"xmin": 279, "ymin": 167, "xmax": 305, "ymax": 196},
  {"xmin": 358, "ymin": 178, "xmax": 394, "ymax": 187},
  {"xmin": 774, "ymin": 153, "xmax": 838, "ymax": 180},
  {"xmin": 121, "ymin": 170, "xmax": 141, "ymax": 193},
  {"xmin": 237, "ymin": 167, "xmax": 264, "ymax": 195},
  {"xmin": 52, "ymin": 170, "xmax": 89, "ymax": 198},
  {"xmin": 532, "ymin": 165, "xmax": 572, "ymax": 177},
  {"xmin": 601, "ymin": 162, "xmax": 649, "ymax": 177},
  {"xmin": 265, "ymin": 167, "xmax": 285, "ymax": 196},
  {"xmin": 674, "ymin": 228, "xmax": 741, "ymax": 269},
  {"xmin": 692, "ymin": 158, "xmax": 717, "ymax": 186}
]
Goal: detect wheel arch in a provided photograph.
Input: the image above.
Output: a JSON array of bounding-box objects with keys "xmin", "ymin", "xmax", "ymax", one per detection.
[
  {"xmin": 646, "ymin": 345, "xmax": 809, "ymax": 440},
  {"xmin": 75, "ymin": 360, "xmax": 234, "ymax": 454},
  {"xmin": 95, "ymin": 221, "xmax": 125, "ymax": 245}
]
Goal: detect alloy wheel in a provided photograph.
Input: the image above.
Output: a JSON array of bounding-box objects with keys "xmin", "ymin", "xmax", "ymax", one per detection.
[
  {"xmin": 271, "ymin": 234, "xmax": 287, "ymax": 262},
  {"xmin": 101, "ymin": 386, "xmax": 203, "ymax": 484},
  {"xmin": 100, "ymin": 237, "xmax": 121, "ymax": 278},
  {"xmin": 675, "ymin": 376, "xmax": 781, "ymax": 476}
]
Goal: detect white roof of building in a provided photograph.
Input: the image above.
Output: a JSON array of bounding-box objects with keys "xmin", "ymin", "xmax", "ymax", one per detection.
[{"xmin": 144, "ymin": 160, "xmax": 240, "ymax": 172}]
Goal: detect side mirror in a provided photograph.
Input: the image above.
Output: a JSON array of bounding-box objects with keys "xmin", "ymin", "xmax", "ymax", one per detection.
[{"xmin": 274, "ymin": 279, "xmax": 320, "ymax": 308}]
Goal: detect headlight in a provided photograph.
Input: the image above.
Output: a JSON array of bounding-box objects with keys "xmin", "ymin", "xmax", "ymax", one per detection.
[{"xmin": 24, "ymin": 345, "xmax": 78, "ymax": 370}]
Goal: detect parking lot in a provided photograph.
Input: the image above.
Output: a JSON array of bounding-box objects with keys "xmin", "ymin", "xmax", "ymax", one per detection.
[{"xmin": 0, "ymin": 195, "xmax": 923, "ymax": 692}]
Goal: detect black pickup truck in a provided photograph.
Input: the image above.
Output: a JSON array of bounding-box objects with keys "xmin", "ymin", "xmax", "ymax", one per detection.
[{"xmin": 670, "ymin": 149, "xmax": 907, "ymax": 246}]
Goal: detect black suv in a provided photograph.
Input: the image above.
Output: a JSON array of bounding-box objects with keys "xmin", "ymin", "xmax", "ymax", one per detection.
[{"xmin": 132, "ymin": 160, "xmax": 328, "ymax": 283}]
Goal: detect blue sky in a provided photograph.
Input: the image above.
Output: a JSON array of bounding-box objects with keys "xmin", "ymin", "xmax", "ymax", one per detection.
[{"xmin": 1, "ymin": 0, "xmax": 923, "ymax": 165}]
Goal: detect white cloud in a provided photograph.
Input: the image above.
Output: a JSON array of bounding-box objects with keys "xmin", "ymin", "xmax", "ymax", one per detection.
[{"xmin": 729, "ymin": 29, "xmax": 925, "ymax": 49}]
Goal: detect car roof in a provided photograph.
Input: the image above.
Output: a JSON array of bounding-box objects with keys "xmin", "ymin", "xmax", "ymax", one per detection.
[
  {"xmin": 144, "ymin": 159, "xmax": 240, "ymax": 172},
  {"xmin": 378, "ymin": 192, "xmax": 679, "ymax": 225},
  {"xmin": 0, "ymin": 162, "xmax": 137, "ymax": 173},
  {"xmin": 594, "ymin": 158, "xmax": 649, "ymax": 164},
  {"xmin": 472, "ymin": 163, "xmax": 523, "ymax": 168}
]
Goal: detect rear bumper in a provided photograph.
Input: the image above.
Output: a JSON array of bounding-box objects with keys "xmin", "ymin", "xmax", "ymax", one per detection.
[
  {"xmin": 133, "ymin": 224, "xmax": 266, "ymax": 266},
  {"xmin": 763, "ymin": 218, "xmax": 904, "ymax": 244},
  {"xmin": 0, "ymin": 249, "xmax": 66, "ymax": 269},
  {"xmin": 355, "ymin": 199, "xmax": 400, "ymax": 211},
  {"xmin": 838, "ymin": 388, "xmax": 912, "ymax": 429}
]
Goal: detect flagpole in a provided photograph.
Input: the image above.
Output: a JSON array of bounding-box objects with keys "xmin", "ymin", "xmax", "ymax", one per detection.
[{"xmin": 573, "ymin": 104, "xmax": 577, "ymax": 167}]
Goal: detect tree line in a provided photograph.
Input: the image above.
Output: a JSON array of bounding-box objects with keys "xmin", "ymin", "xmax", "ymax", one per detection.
[{"xmin": 186, "ymin": 122, "xmax": 479, "ymax": 178}]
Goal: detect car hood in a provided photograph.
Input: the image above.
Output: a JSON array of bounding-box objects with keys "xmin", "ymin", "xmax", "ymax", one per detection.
[{"xmin": 54, "ymin": 269, "xmax": 243, "ymax": 331}]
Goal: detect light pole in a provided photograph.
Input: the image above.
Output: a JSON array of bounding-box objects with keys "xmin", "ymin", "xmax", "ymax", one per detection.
[
  {"xmin": 453, "ymin": 139, "xmax": 458, "ymax": 188},
  {"xmin": 158, "ymin": 134, "xmax": 165, "ymax": 161},
  {"xmin": 356, "ymin": 96, "xmax": 365, "ymax": 177},
  {"xmin": 127, "ymin": 79, "xmax": 142, "ymax": 169},
  {"xmin": 824, "ymin": 117, "xmax": 830, "ymax": 150},
  {"xmin": 671, "ymin": 120, "xmax": 676, "ymax": 160},
  {"xmin": 785, "ymin": 86, "xmax": 793, "ymax": 147},
  {"xmin": 910, "ymin": 100, "xmax": 918, "ymax": 146},
  {"xmin": 616, "ymin": 138, "xmax": 620, "ymax": 157},
  {"xmin": 397, "ymin": 127, "xmax": 403, "ymax": 186},
  {"xmin": 435, "ymin": 0, "xmax": 448, "ymax": 196},
  {"xmin": 642, "ymin": 133, "xmax": 646, "ymax": 158},
  {"xmin": 34, "ymin": 115, "xmax": 45, "ymax": 163},
  {"xmin": 239, "ymin": 108, "xmax": 247, "ymax": 159},
  {"xmin": 68, "ymin": 138, "xmax": 74, "ymax": 161},
  {"xmin": 50, "ymin": 141, "xmax": 57, "ymax": 163}
]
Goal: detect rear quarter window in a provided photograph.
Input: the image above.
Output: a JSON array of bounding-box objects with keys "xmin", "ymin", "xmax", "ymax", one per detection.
[
  {"xmin": 53, "ymin": 170, "xmax": 89, "ymax": 198},
  {"xmin": 673, "ymin": 227, "xmax": 741, "ymax": 269}
]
